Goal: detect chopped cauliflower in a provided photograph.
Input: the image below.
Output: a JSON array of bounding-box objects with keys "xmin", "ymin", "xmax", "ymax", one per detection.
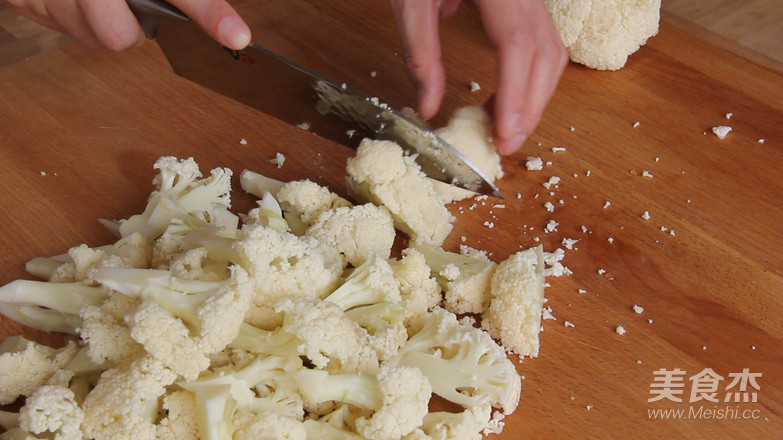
[
  {"xmin": 346, "ymin": 138, "xmax": 455, "ymax": 246},
  {"xmin": 18, "ymin": 384, "xmax": 85, "ymax": 440},
  {"xmin": 481, "ymin": 246, "xmax": 546, "ymax": 357},
  {"xmin": 545, "ymin": 0, "xmax": 661, "ymax": 70},
  {"xmin": 431, "ymin": 106, "xmax": 504, "ymax": 203},
  {"xmin": 0, "ymin": 336, "xmax": 78, "ymax": 405},
  {"xmin": 306, "ymin": 203, "xmax": 396, "ymax": 267}
]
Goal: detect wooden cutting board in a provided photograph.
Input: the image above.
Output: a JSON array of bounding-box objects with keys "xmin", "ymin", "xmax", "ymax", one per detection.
[{"xmin": 1, "ymin": 2, "xmax": 781, "ymax": 438}]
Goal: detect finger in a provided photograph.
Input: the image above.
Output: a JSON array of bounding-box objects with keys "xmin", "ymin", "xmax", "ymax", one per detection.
[
  {"xmin": 43, "ymin": 0, "xmax": 103, "ymax": 49},
  {"xmin": 171, "ymin": 0, "xmax": 251, "ymax": 50},
  {"xmin": 390, "ymin": 0, "xmax": 445, "ymax": 119},
  {"xmin": 78, "ymin": 0, "xmax": 144, "ymax": 51},
  {"xmin": 474, "ymin": 0, "xmax": 567, "ymax": 155}
]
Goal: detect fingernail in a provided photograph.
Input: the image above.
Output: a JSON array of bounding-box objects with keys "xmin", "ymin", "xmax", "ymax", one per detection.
[{"xmin": 218, "ymin": 17, "xmax": 251, "ymax": 49}]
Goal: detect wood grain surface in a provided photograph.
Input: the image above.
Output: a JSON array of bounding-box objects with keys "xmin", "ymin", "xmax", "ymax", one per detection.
[{"xmin": 1, "ymin": 1, "xmax": 781, "ymax": 439}]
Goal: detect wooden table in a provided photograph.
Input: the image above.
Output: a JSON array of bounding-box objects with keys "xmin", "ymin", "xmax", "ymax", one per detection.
[{"xmin": 1, "ymin": 2, "xmax": 780, "ymax": 438}]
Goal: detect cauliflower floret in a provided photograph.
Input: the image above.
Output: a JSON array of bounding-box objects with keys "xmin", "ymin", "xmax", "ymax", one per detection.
[
  {"xmin": 276, "ymin": 179, "xmax": 353, "ymax": 226},
  {"xmin": 49, "ymin": 233, "xmax": 153, "ymax": 283},
  {"xmin": 156, "ymin": 390, "xmax": 200, "ymax": 440},
  {"xmin": 233, "ymin": 411, "xmax": 306, "ymax": 440},
  {"xmin": 346, "ymin": 138, "xmax": 455, "ymax": 246},
  {"xmin": 295, "ymin": 364, "xmax": 432, "ymax": 440},
  {"xmin": 389, "ymin": 307, "xmax": 521, "ymax": 415},
  {"xmin": 18, "ymin": 384, "xmax": 84, "ymax": 440},
  {"xmin": 481, "ymin": 246, "xmax": 546, "ymax": 357},
  {"xmin": 413, "ymin": 244, "xmax": 497, "ymax": 315},
  {"xmin": 78, "ymin": 291, "xmax": 143, "ymax": 364},
  {"xmin": 431, "ymin": 106, "xmax": 504, "ymax": 203},
  {"xmin": 236, "ymin": 224, "xmax": 344, "ymax": 305},
  {"xmin": 81, "ymin": 355, "xmax": 178, "ymax": 440},
  {"xmin": 306, "ymin": 203, "xmax": 396, "ymax": 267},
  {"xmin": 545, "ymin": 0, "xmax": 661, "ymax": 70},
  {"xmin": 0, "ymin": 336, "xmax": 78, "ymax": 405},
  {"xmin": 388, "ymin": 248, "xmax": 442, "ymax": 334}
]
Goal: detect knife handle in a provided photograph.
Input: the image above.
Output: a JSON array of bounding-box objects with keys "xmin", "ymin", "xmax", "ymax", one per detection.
[{"xmin": 126, "ymin": 0, "xmax": 190, "ymax": 39}]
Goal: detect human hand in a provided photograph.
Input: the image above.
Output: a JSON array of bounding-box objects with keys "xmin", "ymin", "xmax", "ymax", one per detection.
[
  {"xmin": 390, "ymin": 0, "xmax": 568, "ymax": 155},
  {"xmin": 2, "ymin": 0, "xmax": 250, "ymax": 51}
]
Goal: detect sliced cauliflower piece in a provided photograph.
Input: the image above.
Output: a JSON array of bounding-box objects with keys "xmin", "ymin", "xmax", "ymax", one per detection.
[
  {"xmin": 481, "ymin": 245, "xmax": 546, "ymax": 357},
  {"xmin": 346, "ymin": 138, "xmax": 454, "ymax": 247},
  {"xmin": 0, "ymin": 336, "xmax": 78, "ymax": 405},
  {"xmin": 306, "ymin": 203, "xmax": 396, "ymax": 267}
]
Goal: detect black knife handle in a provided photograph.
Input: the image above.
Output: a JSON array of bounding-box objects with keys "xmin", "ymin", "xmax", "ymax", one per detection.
[{"xmin": 126, "ymin": 0, "xmax": 190, "ymax": 39}]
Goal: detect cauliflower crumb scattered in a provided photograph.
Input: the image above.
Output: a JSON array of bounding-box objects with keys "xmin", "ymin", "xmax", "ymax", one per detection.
[
  {"xmin": 607, "ymin": 237, "xmax": 614, "ymax": 243},
  {"xmin": 469, "ymin": 81, "xmax": 482, "ymax": 92},
  {"xmin": 758, "ymin": 138, "xmax": 765, "ymax": 144},
  {"xmin": 562, "ymin": 238, "xmax": 579, "ymax": 249},
  {"xmin": 616, "ymin": 326, "xmax": 626, "ymax": 335},
  {"xmin": 239, "ymin": 138, "xmax": 248, "ymax": 145},
  {"xmin": 603, "ymin": 201, "xmax": 611, "ymax": 209},
  {"xmin": 642, "ymin": 170, "xmax": 654, "ymax": 178},
  {"xmin": 269, "ymin": 152, "xmax": 286, "ymax": 168},
  {"xmin": 525, "ymin": 157, "xmax": 544, "ymax": 171},
  {"xmin": 725, "ymin": 112, "xmax": 733, "ymax": 119},
  {"xmin": 632, "ymin": 304, "xmax": 644, "ymax": 314},
  {"xmin": 712, "ymin": 125, "xmax": 732, "ymax": 139},
  {"xmin": 564, "ymin": 321, "xmax": 575, "ymax": 328},
  {"xmin": 544, "ymin": 201, "xmax": 555, "ymax": 212},
  {"xmin": 542, "ymin": 176, "xmax": 561, "ymax": 189},
  {"xmin": 633, "ymin": 121, "xmax": 641, "ymax": 128},
  {"xmin": 544, "ymin": 220, "xmax": 559, "ymax": 233},
  {"xmin": 641, "ymin": 211, "xmax": 651, "ymax": 220},
  {"xmin": 552, "ymin": 146, "xmax": 567, "ymax": 153}
]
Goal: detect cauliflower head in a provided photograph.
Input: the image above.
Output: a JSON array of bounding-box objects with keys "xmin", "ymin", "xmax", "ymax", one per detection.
[{"xmin": 545, "ymin": 0, "xmax": 661, "ymax": 70}]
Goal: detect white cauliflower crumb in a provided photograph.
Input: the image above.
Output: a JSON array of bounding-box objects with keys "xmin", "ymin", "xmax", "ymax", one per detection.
[
  {"xmin": 633, "ymin": 121, "xmax": 641, "ymax": 128},
  {"xmin": 616, "ymin": 325, "xmax": 626, "ymax": 335},
  {"xmin": 632, "ymin": 304, "xmax": 644, "ymax": 314},
  {"xmin": 525, "ymin": 157, "xmax": 544, "ymax": 171},
  {"xmin": 758, "ymin": 138, "xmax": 765, "ymax": 144},
  {"xmin": 39, "ymin": 171, "xmax": 46, "ymax": 176},
  {"xmin": 564, "ymin": 321, "xmax": 575, "ymax": 328},
  {"xmin": 725, "ymin": 112, "xmax": 733, "ymax": 119},
  {"xmin": 469, "ymin": 81, "xmax": 481, "ymax": 92},
  {"xmin": 544, "ymin": 220, "xmax": 559, "ymax": 233},
  {"xmin": 542, "ymin": 307, "xmax": 556, "ymax": 320},
  {"xmin": 296, "ymin": 121, "xmax": 311, "ymax": 130},
  {"xmin": 642, "ymin": 170, "xmax": 654, "ymax": 178},
  {"xmin": 552, "ymin": 146, "xmax": 567, "ymax": 152},
  {"xmin": 641, "ymin": 211, "xmax": 651, "ymax": 220},
  {"xmin": 269, "ymin": 152, "xmax": 286, "ymax": 168},
  {"xmin": 607, "ymin": 237, "xmax": 614, "ymax": 243},
  {"xmin": 712, "ymin": 125, "xmax": 732, "ymax": 139},
  {"xmin": 603, "ymin": 201, "xmax": 611, "ymax": 209},
  {"xmin": 239, "ymin": 138, "xmax": 248, "ymax": 145},
  {"xmin": 542, "ymin": 176, "xmax": 561, "ymax": 189},
  {"xmin": 346, "ymin": 129, "xmax": 356, "ymax": 138},
  {"xmin": 370, "ymin": 70, "xmax": 377, "ymax": 77},
  {"xmin": 562, "ymin": 238, "xmax": 579, "ymax": 249},
  {"xmin": 544, "ymin": 201, "xmax": 555, "ymax": 212}
]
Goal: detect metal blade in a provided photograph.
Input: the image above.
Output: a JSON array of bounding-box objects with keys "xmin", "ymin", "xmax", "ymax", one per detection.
[{"xmin": 129, "ymin": 0, "xmax": 502, "ymax": 198}]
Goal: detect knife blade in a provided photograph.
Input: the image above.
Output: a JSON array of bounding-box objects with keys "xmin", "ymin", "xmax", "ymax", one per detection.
[{"xmin": 127, "ymin": 0, "xmax": 502, "ymax": 198}]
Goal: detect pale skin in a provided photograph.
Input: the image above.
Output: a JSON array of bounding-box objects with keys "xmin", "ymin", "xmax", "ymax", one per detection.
[{"xmin": 3, "ymin": 0, "xmax": 567, "ymax": 155}]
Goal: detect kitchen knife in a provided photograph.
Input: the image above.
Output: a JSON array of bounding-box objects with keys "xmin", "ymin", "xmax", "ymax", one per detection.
[{"xmin": 126, "ymin": 0, "xmax": 502, "ymax": 198}]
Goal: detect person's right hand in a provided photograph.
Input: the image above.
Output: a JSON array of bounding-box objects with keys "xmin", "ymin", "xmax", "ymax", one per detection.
[{"xmin": 1, "ymin": 0, "xmax": 251, "ymax": 51}]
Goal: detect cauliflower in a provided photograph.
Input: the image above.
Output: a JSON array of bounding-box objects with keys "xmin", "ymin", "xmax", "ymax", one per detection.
[
  {"xmin": 77, "ymin": 292, "xmax": 143, "ymax": 364},
  {"xmin": 110, "ymin": 156, "xmax": 233, "ymax": 240},
  {"xmin": 49, "ymin": 233, "xmax": 153, "ymax": 283},
  {"xmin": 431, "ymin": 106, "xmax": 504, "ymax": 203},
  {"xmin": 0, "ymin": 336, "xmax": 78, "ymax": 405},
  {"xmin": 481, "ymin": 246, "xmax": 546, "ymax": 358},
  {"xmin": 413, "ymin": 244, "xmax": 497, "ymax": 315},
  {"xmin": 80, "ymin": 355, "xmax": 178, "ymax": 440},
  {"xmin": 276, "ymin": 179, "xmax": 353, "ymax": 227},
  {"xmin": 406, "ymin": 405, "xmax": 492, "ymax": 440},
  {"xmin": 92, "ymin": 265, "xmax": 254, "ymax": 380},
  {"xmin": 545, "ymin": 0, "xmax": 661, "ymax": 70},
  {"xmin": 306, "ymin": 203, "xmax": 396, "ymax": 266},
  {"xmin": 0, "ymin": 279, "xmax": 110, "ymax": 334},
  {"xmin": 388, "ymin": 307, "xmax": 521, "ymax": 415},
  {"xmin": 346, "ymin": 138, "xmax": 454, "ymax": 246},
  {"xmin": 179, "ymin": 353, "xmax": 305, "ymax": 440},
  {"xmin": 18, "ymin": 384, "xmax": 84, "ymax": 440},
  {"xmin": 294, "ymin": 364, "xmax": 432, "ymax": 440},
  {"xmin": 235, "ymin": 224, "xmax": 344, "ymax": 305},
  {"xmin": 233, "ymin": 411, "xmax": 306, "ymax": 440},
  {"xmin": 155, "ymin": 390, "xmax": 200, "ymax": 440},
  {"xmin": 388, "ymin": 248, "xmax": 442, "ymax": 334}
]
